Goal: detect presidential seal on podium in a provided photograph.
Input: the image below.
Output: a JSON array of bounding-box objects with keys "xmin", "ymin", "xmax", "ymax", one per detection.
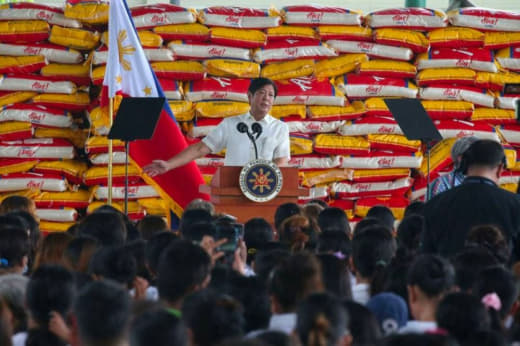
[{"xmin": 239, "ymin": 159, "xmax": 283, "ymax": 202}]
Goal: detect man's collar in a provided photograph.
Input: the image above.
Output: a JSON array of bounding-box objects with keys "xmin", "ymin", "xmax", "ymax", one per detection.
[{"xmin": 244, "ymin": 112, "xmax": 274, "ymax": 124}]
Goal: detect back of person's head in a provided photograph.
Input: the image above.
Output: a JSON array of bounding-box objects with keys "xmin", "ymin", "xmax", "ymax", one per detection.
[
  {"xmin": 244, "ymin": 218, "xmax": 273, "ymax": 264},
  {"xmin": 182, "ymin": 221, "xmax": 217, "ymax": 243},
  {"xmin": 6, "ymin": 210, "xmax": 40, "ymax": 254},
  {"xmin": 366, "ymin": 293, "xmax": 408, "ymax": 336},
  {"xmin": 303, "ymin": 203, "xmax": 324, "ymax": 233},
  {"xmin": 316, "ymin": 231, "xmax": 351, "ymax": 259},
  {"xmin": 407, "ymin": 254, "xmax": 455, "ymax": 298},
  {"xmin": 255, "ymin": 331, "xmax": 294, "ymax": 346},
  {"xmin": 74, "ymin": 280, "xmax": 131, "ymax": 346},
  {"xmin": 254, "ymin": 247, "xmax": 290, "ymax": 284},
  {"xmin": 461, "ymin": 330, "xmax": 507, "ymax": 346},
  {"xmin": 451, "ymin": 247, "xmax": 499, "ymax": 291},
  {"xmin": 144, "ymin": 231, "xmax": 178, "ymax": 278},
  {"xmin": 0, "ymin": 227, "xmax": 30, "ymax": 272},
  {"xmin": 25, "ymin": 328, "xmax": 67, "ymax": 346},
  {"xmin": 279, "ymin": 215, "xmax": 310, "ymax": 251},
  {"xmin": 123, "ymin": 240, "xmax": 148, "ymax": 280},
  {"xmin": 185, "ymin": 198, "xmax": 215, "ymax": 215},
  {"xmin": 459, "ymin": 139, "xmax": 505, "ymax": 174},
  {"xmin": 436, "ymin": 292, "xmax": 490, "ymax": 343},
  {"xmin": 366, "ymin": 206, "xmax": 395, "ymax": 231},
  {"xmin": 403, "ymin": 201, "xmax": 425, "ymax": 218},
  {"xmin": 269, "ymin": 252, "xmax": 323, "ymax": 312},
  {"xmin": 157, "ymin": 239, "xmax": 211, "ymax": 304},
  {"xmin": 396, "ymin": 215, "xmax": 424, "ymax": 254},
  {"xmin": 182, "ymin": 289, "xmax": 244, "ymax": 346},
  {"xmin": 179, "ymin": 208, "xmax": 212, "ymax": 235},
  {"xmin": 352, "ymin": 226, "xmax": 396, "ymax": 281},
  {"xmin": 316, "ymin": 254, "xmax": 352, "ymax": 299},
  {"xmin": 0, "ymin": 274, "xmax": 28, "ymax": 333},
  {"xmin": 378, "ymin": 333, "xmax": 459, "ymax": 346},
  {"xmin": 342, "ymin": 300, "xmax": 382, "ymax": 346},
  {"xmin": 451, "ymin": 136, "xmax": 479, "ymax": 168},
  {"xmin": 274, "ymin": 203, "xmax": 301, "ymax": 232},
  {"xmin": 317, "ymin": 207, "xmax": 351, "ymax": 234},
  {"xmin": 33, "ymin": 232, "xmax": 73, "ymax": 270},
  {"xmin": 89, "ymin": 246, "xmax": 137, "ymax": 288},
  {"xmin": 296, "ymin": 293, "xmax": 348, "ymax": 346},
  {"xmin": 352, "ymin": 217, "xmax": 386, "ymax": 237},
  {"xmin": 0, "ymin": 195, "xmax": 35, "ymax": 216},
  {"xmin": 248, "ymin": 77, "xmax": 278, "ymax": 97},
  {"xmin": 26, "ymin": 264, "xmax": 75, "ymax": 327},
  {"xmin": 77, "ymin": 212, "xmax": 127, "ymax": 246},
  {"xmin": 472, "ymin": 265, "xmax": 517, "ymax": 320},
  {"xmin": 130, "ymin": 308, "xmax": 188, "ymax": 346},
  {"xmin": 64, "ymin": 236, "xmax": 99, "ymax": 273},
  {"xmin": 465, "ymin": 225, "xmax": 510, "ymax": 264},
  {"xmin": 136, "ymin": 215, "xmax": 168, "ymax": 241}
]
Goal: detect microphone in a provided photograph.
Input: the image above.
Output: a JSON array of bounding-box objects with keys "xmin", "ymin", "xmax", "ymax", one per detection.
[
  {"xmin": 251, "ymin": 122, "xmax": 263, "ymax": 139},
  {"xmin": 236, "ymin": 122, "xmax": 259, "ymax": 160}
]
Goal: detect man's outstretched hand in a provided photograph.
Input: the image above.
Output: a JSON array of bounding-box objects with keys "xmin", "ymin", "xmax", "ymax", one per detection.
[{"xmin": 143, "ymin": 160, "xmax": 170, "ymax": 177}]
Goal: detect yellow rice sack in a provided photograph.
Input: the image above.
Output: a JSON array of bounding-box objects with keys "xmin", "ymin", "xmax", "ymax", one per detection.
[
  {"xmin": 300, "ymin": 169, "xmax": 353, "ymax": 188},
  {"xmin": 416, "ymin": 68, "xmax": 476, "ymax": 86},
  {"xmin": 501, "ymin": 183, "xmax": 518, "ymax": 193},
  {"xmin": 195, "ymin": 101, "xmax": 250, "ymax": 118},
  {"xmin": 290, "ymin": 135, "xmax": 314, "ymax": 155},
  {"xmin": 315, "ymin": 54, "xmax": 368, "ymax": 78},
  {"xmin": 261, "ymin": 59, "xmax": 314, "ymax": 80},
  {"xmin": 266, "ymin": 26, "xmax": 317, "ymax": 40},
  {"xmin": 203, "ymin": 59, "xmax": 260, "ymax": 78},
  {"xmin": 153, "ymin": 23, "xmax": 210, "ymax": 41},
  {"xmin": 40, "ymin": 63, "xmax": 89, "ymax": 80},
  {"xmin": 419, "ymin": 138, "xmax": 456, "ymax": 176},
  {"xmin": 34, "ymin": 128, "xmax": 88, "ymax": 149},
  {"xmin": 209, "ymin": 27, "xmax": 266, "ymax": 48},
  {"xmin": 317, "ymin": 26, "xmax": 372, "ymax": 41},
  {"xmin": 314, "ymin": 134, "xmax": 371, "ymax": 155},
  {"xmin": 0, "ymin": 189, "xmax": 40, "ymax": 203},
  {"xmin": 150, "ymin": 61, "xmax": 206, "ymax": 80},
  {"xmin": 0, "ymin": 159, "xmax": 39, "ymax": 174},
  {"xmin": 34, "ymin": 190, "xmax": 93, "ymax": 209},
  {"xmin": 352, "ymin": 168, "xmax": 411, "ymax": 182},
  {"xmin": 308, "ymin": 102, "xmax": 366, "ymax": 121},
  {"xmin": 39, "ymin": 221, "xmax": 74, "ymax": 233},
  {"xmin": 471, "ymin": 108, "xmax": 516, "ymax": 124},
  {"xmin": 374, "ymin": 28, "xmax": 429, "ymax": 53},
  {"xmin": 428, "ymin": 27, "xmax": 484, "ymax": 48},
  {"xmin": 0, "ymin": 20, "xmax": 49, "ymax": 43},
  {"xmin": 64, "ymin": 2, "xmax": 109, "ymax": 25},
  {"xmin": 85, "ymin": 136, "xmax": 125, "ymax": 155},
  {"xmin": 0, "ymin": 56, "xmax": 47, "ymax": 74},
  {"xmin": 0, "ymin": 121, "xmax": 32, "ymax": 140},
  {"xmin": 168, "ymin": 100, "xmax": 194, "ymax": 122},
  {"xmin": 87, "ymin": 200, "xmax": 144, "ymax": 215},
  {"xmin": 101, "ymin": 30, "xmax": 163, "ymax": 48},
  {"xmin": 33, "ymin": 160, "xmax": 88, "ymax": 185},
  {"xmin": 137, "ymin": 198, "xmax": 168, "ymax": 217},
  {"xmin": 270, "ymin": 105, "xmax": 306, "ymax": 119},
  {"xmin": 475, "ymin": 71, "xmax": 520, "ymax": 91},
  {"xmin": 484, "ymin": 32, "xmax": 520, "ymax": 50},
  {"xmin": 0, "ymin": 91, "xmax": 37, "ymax": 108},
  {"xmin": 504, "ymin": 146, "xmax": 517, "ymax": 169},
  {"xmin": 49, "ymin": 26, "xmax": 100, "ymax": 50},
  {"xmin": 368, "ymin": 134, "xmax": 421, "ymax": 152},
  {"xmin": 359, "ymin": 59, "xmax": 416, "ymax": 79}
]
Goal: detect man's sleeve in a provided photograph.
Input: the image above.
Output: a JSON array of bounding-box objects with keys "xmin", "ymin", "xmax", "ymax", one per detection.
[
  {"xmin": 201, "ymin": 119, "xmax": 228, "ymax": 154},
  {"xmin": 273, "ymin": 122, "xmax": 290, "ymax": 160}
]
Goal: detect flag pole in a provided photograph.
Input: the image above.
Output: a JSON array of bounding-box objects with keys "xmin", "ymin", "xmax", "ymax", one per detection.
[{"xmin": 108, "ymin": 91, "xmax": 114, "ymax": 205}]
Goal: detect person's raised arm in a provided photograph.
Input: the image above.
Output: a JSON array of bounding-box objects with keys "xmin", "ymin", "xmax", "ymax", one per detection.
[{"xmin": 143, "ymin": 141, "xmax": 211, "ymax": 177}]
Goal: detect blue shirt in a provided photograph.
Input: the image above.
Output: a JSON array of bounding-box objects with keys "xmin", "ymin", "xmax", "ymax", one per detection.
[{"xmin": 428, "ymin": 171, "xmax": 465, "ymax": 197}]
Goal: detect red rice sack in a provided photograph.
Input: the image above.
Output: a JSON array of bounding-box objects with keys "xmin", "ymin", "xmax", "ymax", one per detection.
[
  {"xmin": 286, "ymin": 120, "xmax": 345, "ymax": 134},
  {"xmin": 0, "ymin": 138, "xmax": 74, "ymax": 159},
  {"xmin": 0, "ymin": 122, "xmax": 32, "ymax": 141},
  {"xmin": 0, "ymin": 172, "xmax": 67, "ymax": 192},
  {"xmin": 416, "ymin": 48, "xmax": 497, "ymax": 73},
  {"xmin": 307, "ymin": 102, "xmax": 366, "ymax": 121},
  {"xmin": 131, "ymin": 4, "xmax": 196, "ymax": 29},
  {"xmin": 153, "ymin": 23, "xmax": 210, "ymax": 41},
  {"xmin": 281, "ymin": 6, "xmax": 362, "ymax": 26},
  {"xmin": 0, "ymin": 75, "xmax": 76, "ymax": 94},
  {"xmin": 0, "ymin": 20, "xmax": 49, "ymax": 43},
  {"xmin": 253, "ymin": 39, "xmax": 337, "ymax": 63},
  {"xmin": 497, "ymin": 94, "xmax": 520, "ymax": 110},
  {"xmin": 275, "ymin": 77, "xmax": 346, "ymax": 106},
  {"xmin": 0, "ymin": 3, "xmax": 81, "ymax": 28},
  {"xmin": 0, "ymin": 56, "xmax": 47, "ymax": 75},
  {"xmin": 374, "ymin": 28, "xmax": 429, "ymax": 53},
  {"xmin": 0, "ymin": 43, "xmax": 83, "ymax": 64},
  {"xmin": 434, "ymin": 119, "xmax": 500, "ymax": 141},
  {"xmin": 366, "ymin": 8, "xmax": 447, "ymax": 30},
  {"xmin": 317, "ymin": 26, "xmax": 372, "ymax": 41},
  {"xmin": 32, "ymin": 160, "xmax": 87, "ymax": 185},
  {"xmin": 336, "ymin": 75, "xmax": 418, "ymax": 99},
  {"xmin": 419, "ymin": 85, "xmax": 496, "ymax": 108},
  {"xmin": 496, "ymin": 47, "xmax": 520, "ymax": 72},
  {"xmin": 313, "ymin": 134, "xmax": 370, "ymax": 155},
  {"xmin": 289, "ymin": 154, "xmax": 341, "ymax": 170},
  {"xmin": 209, "ymin": 27, "xmax": 266, "ymax": 48},
  {"xmin": 416, "ymin": 68, "xmax": 477, "ymax": 87},
  {"xmin": 34, "ymin": 190, "xmax": 92, "ymax": 209},
  {"xmin": 338, "ymin": 116, "xmax": 403, "ymax": 136},
  {"xmin": 448, "ymin": 8, "xmax": 520, "ymax": 32},
  {"xmin": 167, "ymin": 41, "xmax": 251, "ymax": 61},
  {"xmin": 199, "ymin": 7, "xmax": 281, "ymax": 29},
  {"xmin": 355, "ymin": 196, "xmax": 409, "ymax": 220},
  {"xmin": 368, "ymin": 134, "xmax": 422, "ymax": 153},
  {"xmin": 340, "ymin": 151, "xmax": 423, "ymax": 169},
  {"xmin": 0, "ymin": 158, "xmax": 39, "ymax": 174},
  {"xmin": 94, "ymin": 183, "xmax": 160, "ymax": 200},
  {"xmin": 500, "ymin": 171, "xmax": 520, "ymax": 185},
  {"xmin": 185, "ymin": 77, "xmax": 249, "ymax": 102},
  {"xmin": 326, "ymin": 40, "xmax": 413, "ymax": 61},
  {"xmin": 428, "ymin": 27, "xmax": 485, "ymax": 48},
  {"xmin": 330, "ymin": 177, "xmax": 413, "ymax": 198},
  {"xmin": 358, "ymin": 60, "xmax": 416, "ymax": 79},
  {"xmin": 36, "ymin": 208, "xmax": 78, "ymax": 223}
]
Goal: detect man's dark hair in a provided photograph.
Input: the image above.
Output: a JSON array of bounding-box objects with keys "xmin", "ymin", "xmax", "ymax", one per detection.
[
  {"xmin": 318, "ymin": 207, "xmax": 351, "ymax": 234},
  {"xmin": 182, "ymin": 222, "xmax": 216, "ymax": 243},
  {"xmin": 366, "ymin": 206, "xmax": 395, "ymax": 231},
  {"xmin": 74, "ymin": 280, "xmax": 131, "ymax": 345},
  {"xmin": 451, "ymin": 247, "xmax": 499, "ymax": 291},
  {"xmin": 396, "ymin": 215, "xmax": 424, "ymax": 254},
  {"xmin": 26, "ymin": 265, "xmax": 75, "ymax": 327},
  {"xmin": 244, "ymin": 218, "xmax": 273, "ymax": 264},
  {"xmin": 254, "ymin": 248, "xmax": 290, "ymax": 285},
  {"xmin": 317, "ymin": 254, "xmax": 352, "ymax": 299},
  {"xmin": 342, "ymin": 300, "xmax": 382, "ymax": 344},
  {"xmin": 157, "ymin": 239, "xmax": 211, "ymax": 304},
  {"xmin": 317, "ymin": 230, "xmax": 351, "ymax": 258},
  {"xmin": 130, "ymin": 308, "xmax": 188, "ymax": 346},
  {"xmin": 179, "ymin": 209, "xmax": 213, "ymax": 236},
  {"xmin": 459, "ymin": 139, "xmax": 506, "ymax": 174},
  {"xmin": 0, "ymin": 227, "xmax": 30, "ymax": 269},
  {"xmin": 77, "ymin": 212, "xmax": 127, "ymax": 246},
  {"xmin": 248, "ymin": 77, "xmax": 278, "ymax": 98},
  {"xmin": 144, "ymin": 232, "xmax": 178, "ymax": 278},
  {"xmin": 466, "ymin": 225, "xmax": 510, "ymax": 264},
  {"xmin": 404, "ymin": 201, "xmax": 425, "ymax": 217},
  {"xmin": 352, "ymin": 226, "xmax": 396, "ymax": 280},
  {"xmin": 26, "ymin": 328, "xmax": 67, "ymax": 346},
  {"xmin": 472, "ymin": 265, "xmax": 517, "ymax": 319},
  {"xmin": 136, "ymin": 215, "xmax": 169, "ymax": 241},
  {"xmin": 229, "ymin": 275, "xmax": 271, "ymax": 332},
  {"xmin": 89, "ymin": 246, "xmax": 137, "ymax": 288},
  {"xmin": 407, "ymin": 254, "xmax": 455, "ymax": 298},
  {"xmin": 274, "ymin": 203, "xmax": 301, "ymax": 232}
]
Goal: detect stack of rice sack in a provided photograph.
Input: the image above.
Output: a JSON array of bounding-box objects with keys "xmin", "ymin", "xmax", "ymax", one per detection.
[{"xmin": 0, "ymin": 2, "xmax": 97, "ymax": 233}]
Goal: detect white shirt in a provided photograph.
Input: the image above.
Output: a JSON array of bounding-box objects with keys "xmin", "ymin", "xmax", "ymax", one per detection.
[
  {"xmin": 352, "ymin": 283, "xmax": 371, "ymax": 305},
  {"xmin": 399, "ymin": 321, "xmax": 437, "ymax": 334},
  {"xmin": 267, "ymin": 313, "xmax": 297, "ymax": 335},
  {"xmin": 202, "ymin": 112, "xmax": 290, "ymax": 166}
]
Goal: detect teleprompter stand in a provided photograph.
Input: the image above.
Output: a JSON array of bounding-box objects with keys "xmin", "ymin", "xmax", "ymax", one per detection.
[
  {"xmin": 108, "ymin": 97, "xmax": 164, "ymax": 214},
  {"xmin": 384, "ymin": 99, "xmax": 442, "ymax": 201}
]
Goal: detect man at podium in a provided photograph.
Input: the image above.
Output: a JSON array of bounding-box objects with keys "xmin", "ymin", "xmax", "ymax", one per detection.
[{"xmin": 144, "ymin": 77, "xmax": 290, "ymax": 177}]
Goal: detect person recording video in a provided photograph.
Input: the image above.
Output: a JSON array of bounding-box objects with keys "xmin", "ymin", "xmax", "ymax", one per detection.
[{"xmin": 143, "ymin": 77, "xmax": 290, "ymax": 177}]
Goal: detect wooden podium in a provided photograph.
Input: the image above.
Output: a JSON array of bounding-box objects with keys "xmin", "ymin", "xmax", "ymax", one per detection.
[{"xmin": 199, "ymin": 166, "xmax": 307, "ymax": 224}]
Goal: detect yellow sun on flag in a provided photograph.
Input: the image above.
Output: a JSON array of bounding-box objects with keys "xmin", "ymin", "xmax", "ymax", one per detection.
[
  {"xmin": 248, "ymin": 169, "xmax": 274, "ymax": 194},
  {"xmin": 117, "ymin": 30, "xmax": 136, "ymax": 71}
]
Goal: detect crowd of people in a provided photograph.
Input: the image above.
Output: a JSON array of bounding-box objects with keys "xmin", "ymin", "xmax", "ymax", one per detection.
[{"xmin": 0, "ymin": 138, "xmax": 519, "ymax": 346}]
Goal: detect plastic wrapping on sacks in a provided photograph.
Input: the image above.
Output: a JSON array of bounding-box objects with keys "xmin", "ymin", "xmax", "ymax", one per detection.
[
  {"xmin": 131, "ymin": 4, "xmax": 196, "ymax": 29},
  {"xmin": 195, "ymin": 101, "xmax": 250, "ymax": 118},
  {"xmin": 340, "ymin": 152, "xmax": 423, "ymax": 169},
  {"xmin": 327, "ymin": 40, "xmax": 413, "ymax": 61},
  {"xmin": 314, "ymin": 54, "xmax": 367, "ymax": 78},
  {"xmin": 307, "ymin": 102, "xmax": 366, "ymax": 121},
  {"xmin": 267, "ymin": 26, "xmax": 317, "ymax": 41},
  {"xmin": 416, "ymin": 68, "xmax": 477, "ymax": 87},
  {"xmin": 286, "ymin": 120, "xmax": 345, "ymax": 134},
  {"xmin": 33, "ymin": 160, "xmax": 88, "ymax": 185},
  {"xmin": 34, "ymin": 190, "xmax": 93, "ymax": 209},
  {"xmin": 448, "ymin": 8, "xmax": 520, "ymax": 32},
  {"xmin": 209, "ymin": 27, "xmax": 266, "ymax": 48},
  {"xmin": 93, "ymin": 183, "xmax": 160, "ymax": 200},
  {"xmin": 0, "ymin": 20, "xmax": 49, "ymax": 43},
  {"xmin": 416, "ymin": 48, "xmax": 497, "ymax": 73},
  {"xmin": 63, "ymin": 2, "xmax": 109, "ymax": 25},
  {"xmin": 289, "ymin": 155, "xmax": 342, "ymax": 170},
  {"xmin": 153, "ymin": 23, "xmax": 210, "ymax": 41},
  {"xmin": 281, "ymin": 6, "xmax": 362, "ymax": 26},
  {"xmin": 199, "ymin": 7, "xmax": 281, "ymax": 29},
  {"xmin": 313, "ymin": 134, "xmax": 370, "ymax": 155},
  {"xmin": 261, "ymin": 59, "xmax": 315, "ymax": 80},
  {"xmin": 36, "ymin": 208, "xmax": 78, "ymax": 223},
  {"xmin": 167, "ymin": 41, "xmax": 251, "ymax": 60},
  {"xmin": 317, "ymin": 26, "xmax": 372, "ymax": 41},
  {"xmin": 274, "ymin": 77, "xmax": 346, "ymax": 106},
  {"xmin": 0, "ymin": 3, "xmax": 81, "ymax": 28},
  {"xmin": 0, "ymin": 122, "xmax": 32, "ymax": 141},
  {"xmin": 358, "ymin": 60, "xmax": 417, "ymax": 79},
  {"xmin": 0, "ymin": 43, "xmax": 83, "ymax": 64},
  {"xmin": 49, "ymin": 26, "xmax": 100, "ymax": 50},
  {"xmin": 0, "ymin": 172, "xmax": 68, "ymax": 192},
  {"xmin": 366, "ymin": 8, "xmax": 447, "ymax": 30},
  {"xmin": 253, "ymin": 39, "xmax": 337, "ymax": 63},
  {"xmin": 0, "ymin": 158, "xmax": 39, "ymax": 174},
  {"xmin": 88, "ymin": 152, "xmax": 127, "ymax": 166},
  {"xmin": 338, "ymin": 116, "xmax": 403, "ymax": 136},
  {"xmin": 374, "ymin": 28, "xmax": 429, "ymax": 53},
  {"xmin": 484, "ymin": 32, "xmax": 520, "ymax": 50},
  {"xmin": 0, "ymin": 56, "xmax": 47, "ymax": 74},
  {"xmin": 498, "ymin": 124, "xmax": 520, "ymax": 146},
  {"xmin": 434, "ymin": 119, "xmax": 501, "ymax": 141},
  {"xmin": 351, "ymin": 168, "xmax": 411, "ymax": 183},
  {"xmin": 428, "ymin": 27, "xmax": 484, "ymax": 48},
  {"xmin": 0, "ymin": 138, "xmax": 74, "ymax": 159},
  {"xmin": 330, "ymin": 177, "xmax": 413, "ymax": 198},
  {"xmin": 336, "ymin": 75, "xmax": 418, "ymax": 99},
  {"xmin": 419, "ymin": 85, "xmax": 496, "ymax": 108},
  {"xmin": 299, "ymin": 168, "xmax": 354, "ymax": 187},
  {"xmin": 0, "ymin": 74, "xmax": 76, "ymax": 94},
  {"xmin": 204, "ymin": 59, "xmax": 260, "ymax": 78},
  {"xmin": 185, "ymin": 77, "xmax": 250, "ymax": 102},
  {"xmin": 496, "ymin": 47, "xmax": 520, "ymax": 72}
]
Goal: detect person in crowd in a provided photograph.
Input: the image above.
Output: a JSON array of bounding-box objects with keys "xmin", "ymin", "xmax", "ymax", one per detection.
[
  {"xmin": 367, "ymin": 292, "xmax": 408, "ymax": 336},
  {"xmin": 178, "ymin": 208, "xmax": 213, "ymax": 236},
  {"xmin": 278, "ymin": 215, "xmax": 311, "ymax": 252},
  {"xmin": 0, "ymin": 298, "xmax": 12, "ymax": 346},
  {"xmin": 379, "ymin": 333, "xmax": 459, "ymax": 346},
  {"xmin": 465, "ymin": 225, "xmax": 510, "ymax": 264},
  {"xmin": 403, "ymin": 201, "xmax": 425, "ymax": 218},
  {"xmin": 185, "ymin": 198, "xmax": 216, "ymax": 216},
  {"xmin": 72, "ymin": 280, "xmax": 131, "ymax": 346},
  {"xmin": 77, "ymin": 211, "xmax": 127, "ymax": 246},
  {"xmin": 244, "ymin": 218, "xmax": 274, "ymax": 265},
  {"xmin": 422, "ymin": 139, "xmax": 520, "ymax": 258},
  {"xmin": 451, "ymin": 247, "xmax": 499, "ymax": 292},
  {"xmin": 144, "ymin": 231, "xmax": 178, "ymax": 281},
  {"xmin": 396, "ymin": 215, "xmax": 424, "ymax": 256},
  {"xmin": 129, "ymin": 307, "xmax": 188, "ymax": 346},
  {"xmin": 318, "ymin": 207, "xmax": 351, "ymax": 235},
  {"xmin": 135, "ymin": 215, "xmax": 169, "ymax": 241},
  {"xmin": 33, "ymin": 233, "xmax": 73, "ymax": 270},
  {"xmin": 253, "ymin": 247, "xmax": 290, "ymax": 285},
  {"xmin": 317, "ymin": 254, "xmax": 352, "ymax": 300},
  {"xmin": 302, "ymin": 203, "xmax": 324, "ymax": 234},
  {"xmin": 0, "ymin": 275, "xmax": 28, "ymax": 340},
  {"xmin": 254, "ymin": 330, "xmax": 296, "ymax": 346},
  {"xmin": 428, "ymin": 136, "xmax": 479, "ymax": 197},
  {"xmin": 366, "ymin": 206, "xmax": 396, "ymax": 233},
  {"xmin": 144, "ymin": 77, "xmax": 290, "ymax": 175},
  {"xmin": 352, "ymin": 217, "xmax": 387, "ymax": 237},
  {"xmin": 0, "ymin": 227, "xmax": 30, "ymax": 275},
  {"xmin": 89, "ymin": 246, "xmax": 138, "ymax": 292},
  {"xmin": 0, "ymin": 196, "xmax": 37, "ymax": 220},
  {"xmin": 63, "ymin": 236, "xmax": 99, "ymax": 284},
  {"xmin": 274, "ymin": 203, "xmax": 302, "ymax": 237},
  {"xmin": 316, "ymin": 231, "xmax": 351, "ymax": 261},
  {"xmin": 342, "ymin": 300, "xmax": 382, "ymax": 346},
  {"xmin": 401, "ymin": 254, "xmax": 455, "ymax": 334},
  {"xmin": 295, "ymin": 293, "xmax": 350, "ymax": 346}
]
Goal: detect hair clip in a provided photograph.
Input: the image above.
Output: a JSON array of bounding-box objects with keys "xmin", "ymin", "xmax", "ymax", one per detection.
[{"xmin": 482, "ymin": 292, "xmax": 502, "ymax": 311}]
